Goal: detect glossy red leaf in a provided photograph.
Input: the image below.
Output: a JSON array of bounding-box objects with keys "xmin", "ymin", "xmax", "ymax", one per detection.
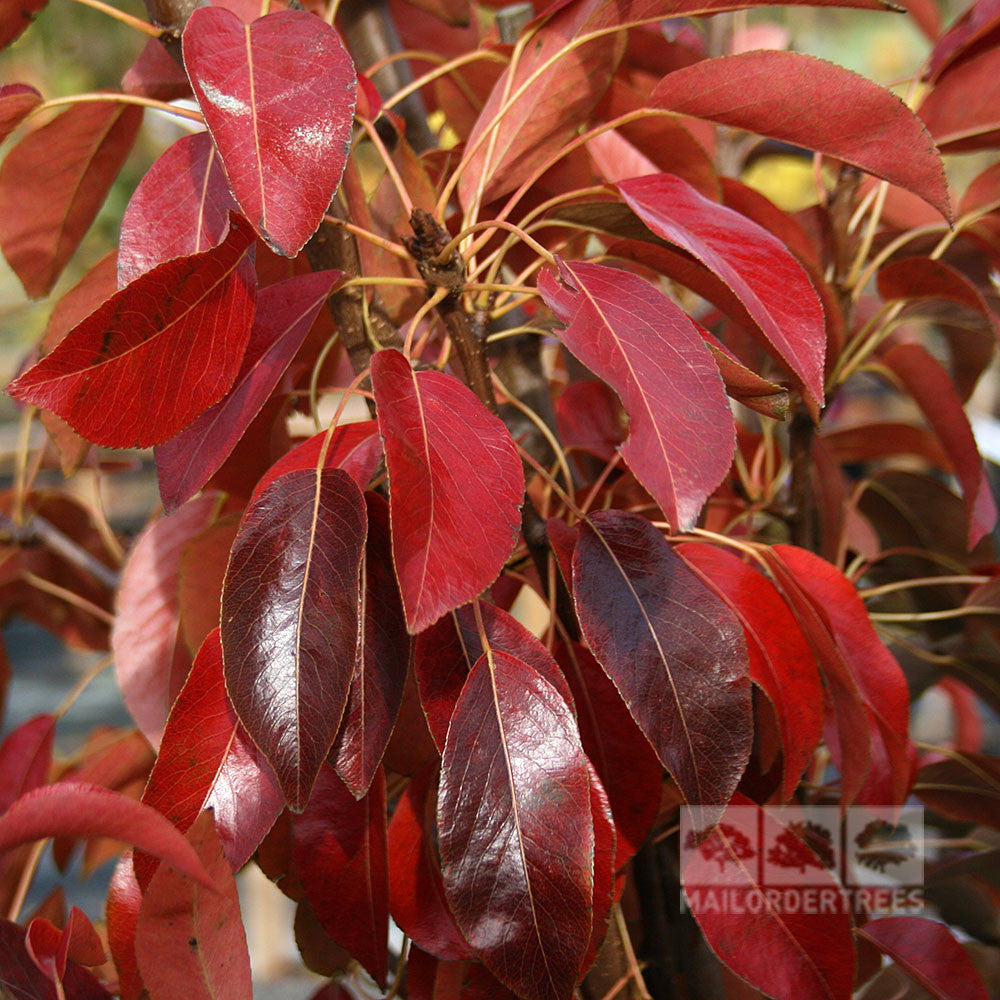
[
  {"xmin": 330, "ymin": 494, "xmax": 410, "ymax": 797},
  {"xmin": 25, "ymin": 907, "xmax": 104, "ymax": 982},
  {"xmin": 880, "ymin": 342, "xmax": 997, "ymax": 548},
  {"xmin": 134, "ymin": 811, "xmax": 252, "ymax": 1000},
  {"xmin": 573, "ymin": 510, "xmax": 752, "ymax": 817},
  {"xmin": 539, "ymin": 260, "xmax": 734, "ymax": 531},
  {"xmin": 113, "ymin": 493, "xmax": 223, "ymax": 747},
  {"xmin": 653, "ymin": 51, "xmax": 951, "ymax": 221},
  {"xmin": 914, "ymin": 752, "xmax": 1000, "ymax": 828},
  {"xmin": 675, "ymin": 544, "xmax": 823, "ymax": 800},
  {"xmin": 683, "ymin": 797, "xmax": 854, "ymax": 1000},
  {"xmin": 183, "ymin": 7, "xmax": 357, "ymax": 256},
  {"xmin": 918, "ymin": 48, "xmax": 1000, "ymax": 151},
  {"xmin": 0, "ymin": 784, "xmax": 212, "ymax": 887},
  {"xmin": 0, "ymin": 84, "xmax": 41, "ymax": 143},
  {"xmin": 137, "ymin": 629, "xmax": 282, "ymax": 887},
  {"xmin": 118, "ymin": 130, "xmax": 239, "ymax": 287},
  {"xmin": 370, "ymin": 349, "xmax": 524, "ymax": 633},
  {"xmin": 858, "ymin": 916, "xmax": 989, "ymax": 1000},
  {"xmin": 250, "ymin": 420, "xmax": 383, "ymax": 505},
  {"xmin": 222, "ymin": 468, "xmax": 366, "ymax": 810},
  {"xmin": 0, "ymin": 920, "xmax": 110, "ymax": 1000},
  {"xmin": 106, "ymin": 854, "xmax": 143, "ymax": 1000},
  {"xmin": 8, "ymin": 217, "xmax": 257, "ymax": 449},
  {"xmin": 293, "ymin": 764, "xmax": 389, "ymax": 986},
  {"xmin": 0, "ymin": 102, "xmax": 142, "ymax": 297},
  {"xmin": 774, "ymin": 545, "xmax": 912, "ymax": 804},
  {"xmin": 554, "ymin": 642, "xmax": 661, "ymax": 865},
  {"xmin": 0, "ymin": 714, "xmax": 54, "ymax": 812},
  {"xmin": 155, "ymin": 269, "xmax": 342, "ymax": 512},
  {"xmin": 415, "ymin": 600, "xmax": 574, "ymax": 752},
  {"xmin": 387, "ymin": 765, "xmax": 473, "ymax": 961},
  {"xmin": 438, "ymin": 649, "xmax": 594, "ymax": 1000},
  {"xmin": 617, "ymin": 174, "xmax": 826, "ymax": 412}
]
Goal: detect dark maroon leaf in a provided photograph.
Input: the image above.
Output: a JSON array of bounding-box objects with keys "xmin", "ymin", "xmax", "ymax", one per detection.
[
  {"xmin": 583, "ymin": 760, "xmax": 615, "ymax": 974},
  {"xmin": 0, "ymin": 84, "xmax": 41, "ymax": 143},
  {"xmin": 857, "ymin": 916, "xmax": 989, "ymax": 1000},
  {"xmin": 155, "ymin": 269, "xmax": 342, "ymax": 512},
  {"xmin": 573, "ymin": 510, "xmax": 752, "ymax": 818},
  {"xmin": 370, "ymin": 349, "xmax": 523, "ymax": 633},
  {"xmin": 415, "ymin": 600, "xmax": 574, "ymax": 752},
  {"xmin": 554, "ymin": 641, "xmax": 660, "ymax": 865},
  {"xmin": 539, "ymin": 260, "xmax": 734, "ymax": 531},
  {"xmin": 222, "ymin": 468, "xmax": 366, "ymax": 810},
  {"xmin": 915, "ymin": 752, "xmax": 1000, "ymax": 828},
  {"xmin": 134, "ymin": 812, "xmax": 252, "ymax": 1000},
  {"xmin": 8, "ymin": 216, "xmax": 257, "ymax": 449},
  {"xmin": 293, "ymin": 764, "xmax": 389, "ymax": 986},
  {"xmin": 0, "ymin": 920, "xmax": 110, "ymax": 1000},
  {"xmin": 387, "ymin": 765, "xmax": 473, "ymax": 961},
  {"xmin": 0, "ymin": 102, "xmax": 142, "ymax": 297},
  {"xmin": 118, "ymin": 130, "xmax": 239, "ymax": 287},
  {"xmin": 183, "ymin": 7, "xmax": 357, "ymax": 256},
  {"xmin": 136, "ymin": 629, "xmax": 282, "ymax": 887},
  {"xmin": 113, "ymin": 493, "xmax": 223, "ymax": 747},
  {"xmin": 438, "ymin": 649, "xmax": 594, "ymax": 1000},
  {"xmin": 653, "ymin": 51, "xmax": 951, "ymax": 221},
  {"xmin": 617, "ymin": 174, "xmax": 826, "ymax": 413},
  {"xmin": 330, "ymin": 493, "xmax": 410, "ymax": 797}
]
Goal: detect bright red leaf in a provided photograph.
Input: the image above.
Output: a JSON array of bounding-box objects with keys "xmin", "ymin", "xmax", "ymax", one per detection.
[
  {"xmin": 539, "ymin": 259, "xmax": 734, "ymax": 531},
  {"xmin": 652, "ymin": 51, "xmax": 951, "ymax": 221},
  {"xmin": 370, "ymin": 348, "xmax": 524, "ymax": 633},
  {"xmin": 293, "ymin": 764, "xmax": 389, "ymax": 986},
  {"xmin": 573, "ymin": 510, "xmax": 752, "ymax": 817},
  {"xmin": 0, "ymin": 784, "xmax": 213, "ymax": 887},
  {"xmin": 106, "ymin": 854, "xmax": 143, "ymax": 1000},
  {"xmin": 154, "ymin": 269, "xmax": 342, "ymax": 512},
  {"xmin": 118, "ymin": 130, "xmax": 238, "ymax": 287},
  {"xmin": 25, "ymin": 906, "xmax": 104, "ymax": 983},
  {"xmin": 134, "ymin": 812, "xmax": 252, "ymax": 1000},
  {"xmin": 617, "ymin": 174, "xmax": 826, "ymax": 412},
  {"xmin": 857, "ymin": 916, "xmax": 989, "ymax": 1000},
  {"xmin": 221, "ymin": 468, "xmax": 367, "ymax": 810},
  {"xmin": 113, "ymin": 493, "xmax": 223, "ymax": 747},
  {"xmin": 0, "ymin": 101, "xmax": 142, "ymax": 297},
  {"xmin": 8, "ymin": 216, "xmax": 257, "ymax": 449},
  {"xmin": 438, "ymin": 649, "xmax": 595, "ymax": 1000},
  {"xmin": 0, "ymin": 84, "xmax": 41, "ymax": 143},
  {"xmin": 183, "ymin": 7, "xmax": 357, "ymax": 256},
  {"xmin": 137, "ymin": 628, "xmax": 283, "ymax": 887},
  {"xmin": 330, "ymin": 494, "xmax": 410, "ymax": 797}
]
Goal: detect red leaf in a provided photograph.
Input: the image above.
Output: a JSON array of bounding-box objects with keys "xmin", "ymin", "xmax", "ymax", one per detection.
[
  {"xmin": 0, "ymin": 714, "xmax": 54, "ymax": 812},
  {"xmin": 683, "ymin": 797, "xmax": 854, "ymax": 1000},
  {"xmin": 555, "ymin": 380, "xmax": 626, "ymax": 461},
  {"xmin": 25, "ymin": 907, "xmax": 104, "ymax": 982},
  {"xmin": 915, "ymin": 752, "xmax": 1000, "ymax": 828},
  {"xmin": 113, "ymin": 493, "xmax": 223, "ymax": 747},
  {"xmin": 573, "ymin": 510, "xmax": 752, "ymax": 817},
  {"xmin": 250, "ymin": 420, "xmax": 383, "ymax": 505},
  {"xmin": 617, "ymin": 174, "xmax": 826, "ymax": 412},
  {"xmin": 652, "ymin": 51, "xmax": 951, "ymax": 221},
  {"xmin": 675, "ymin": 544, "xmax": 823, "ymax": 800},
  {"xmin": 554, "ymin": 642, "xmax": 661, "ymax": 865},
  {"xmin": 222, "ymin": 468, "xmax": 367, "ymax": 809},
  {"xmin": 293, "ymin": 764, "xmax": 389, "ymax": 986},
  {"xmin": 387, "ymin": 765, "xmax": 473, "ymax": 961},
  {"xmin": 773, "ymin": 545, "xmax": 912, "ymax": 805},
  {"xmin": 137, "ymin": 629, "xmax": 282, "ymax": 887},
  {"xmin": 121, "ymin": 38, "xmax": 192, "ymax": 102},
  {"xmin": 178, "ymin": 513, "xmax": 241, "ymax": 654},
  {"xmin": 0, "ymin": 784, "xmax": 213, "ymax": 887},
  {"xmin": 330, "ymin": 493, "xmax": 410, "ymax": 797},
  {"xmin": 183, "ymin": 7, "xmax": 357, "ymax": 256},
  {"xmin": 857, "ymin": 916, "xmax": 989, "ymax": 1000},
  {"xmin": 539, "ymin": 260, "xmax": 734, "ymax": 531},
  {"xmin": 0, "ymin": 0, "xmax": 46, "ymax": 50},
  {"xmin": 0, "ymin": 84, "xmax": 41, "ymax": 143},
  {"xmin": 134, "ymin": 812, "xmax": 252, "ymax": 1000},
  {"xmin": 415, "ymin": 600, "xmax": 574, "ymax": 752},
  {"xmin": 106, "ymin": 854, "xmax": 143, "ymax": 1000},
  {"xmin": 438, "ymin": 649, "xmax": 594, "ymax": 1000},
  {"xmin": 919, "ymin": 47, "xmax": 1000, "ymax": 151},
  {"xmin": 370, "ymin": 349, "xmax": 524, "ymax": 633},
  {"xmin": 8, "ymin": 216, "xmax": 257, "ymax": 449},
  {"xmin": 0, "ymin": 102, "xmax": 142, "ymax": 297},
  {"xmin": 927, "ymin": 0, "xmax": 1000, "ymax": 82},
  {"xmin": 154, "ymin": 269, "xmax": 342, "ymax": 512},
  {"xmin": 583, "ymin": 761, "xmax": 616, "ymax": 973},
  {"xmin": 880, "ymin": 342, "xmax": 997, "ymax": 548},
  {"xmin": 0, "ymin": 920, "xmax": 110, "ymax": 1000},
  {"xmin": 118, "ymin": 130, "xmax": 238, "ymax": 286}
]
